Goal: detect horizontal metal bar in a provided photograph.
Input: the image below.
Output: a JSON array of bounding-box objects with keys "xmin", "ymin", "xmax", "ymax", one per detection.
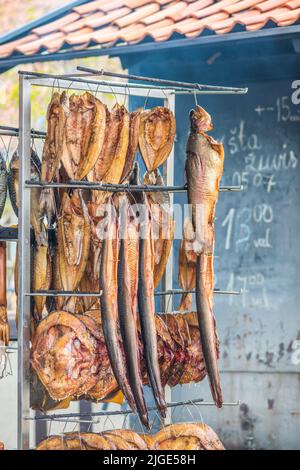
[
  {"xmin": 0, "ymin": 125, "xmax": 45, "ymax": 137},
  {"xmin": 26, "ymin": 290, "xmax": 102, "ymax": 297},
  {"xmin": 19, "ymin": 71, "xmax": 174, "ymax": 99},
  {"xmin": 77, "ymin": 66, "xmax": 248, "ymax": 94},
  {"xmin": 18, "ymin": 70, "xmax": 247, "ymax": 96},
  {"xmin": 25, "ymin": 398, "xmax": 240, "ymax": 421},
  {"xmin": 155, "ymin": 288, "xmax": 242, "ymax": 296},
  {"xmin": 25, "ymin": 180, "xmax": 243, "ymax": 193},
  {"xmin": 0, "ymin": 345, "xmax": 18, "ymax": 351}
]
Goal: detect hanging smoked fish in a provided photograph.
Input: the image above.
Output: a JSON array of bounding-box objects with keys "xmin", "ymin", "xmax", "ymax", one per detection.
[
  {"xmin": 99, "ymin": 197, "xmax": 137, "ymax": 413},
  {"xmin": 88, "ymin": 103, "xmax": 129, "ymax": 184},
  {"xmin": 132, "ymin": 163, "xmax": 167, "ymax": 417},
  {"xmin": 178, "ymin": 218, "xmax": 197, "ymax": 311},
  {"xmin": 41, "ymin": 92, "xmax": 63, "ymax": 183},
  {"xmin": 185, "ymin": 105, "xmax": 224, "ymax": 408},
  {"xmin": 139, "ymin": 107, "xmax": 175, "ymax": 172},
  {"xmin": 117, "ymin": 193, "xmax": 149, "ymax": 427},
  {"xmin": 57, "ymin": 190, "xmax": 90, "ymax": 292},
  {"xmin": 0, "ymin": 242, "xmax": 9, "ymax": 345},
  {"xmin": 60, "ymin": 92, "xmax": 107, "ymax": 180},
  {"xmin": 32, "ymin": 227, "xmax": 52, "ymax": 321},
  {"xmin": 144, "ymin": 169, "xmax": 174, "ymax": 287},
  {"xmin": 0, "ymin": 152, "xmax": 7, "ymax": 221},
  {"xmin": 120, "ymin": 109, "xmax": 141, "ymax": 182}
]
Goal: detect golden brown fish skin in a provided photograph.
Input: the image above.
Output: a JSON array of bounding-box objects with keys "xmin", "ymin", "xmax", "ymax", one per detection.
[
  {"xmin": 31, "ymin": 311, "xmax": 101, "ymax": 400},
  {"xmin": 117, "ymin": 194, "xmax": 149, "ymax": 428},
  {"xmin": 87, "ymin": 106, "xmax": 116, "ymax": 183},
  {"xmin": 0, "ymin": 242, "xmax": 9, "ymax": 346},
  {"xmin": 138, "ymin": 197, "xmax": 167, "ymax": 417},
  {"xmin": 139, "ymin": 107, "xmax": 175, "ymax": 172},
  {"xmin": 32, "ymin": 235, "xmax": 52, "ymax": 321},
  {"xmin": 79, "ymin": 200, "xmax": 105, "ymax": 311},
  {"xmin": 14, "ymin": 245, "xmax": 18, "ymax": 330},
  {"xmin": 30, "ymin": 310, "xmax": 206, "ymax": 408},
  {"xmin": 41, "ymin": 92, "xmax": 63, "ymax": 183},
  {"xmin": 99, "ymin": 198, "xmax": 136, "ymax": 412},
  {"xmin": 153, "ymin": 423, "xmax": 225, "ymax": 451},
  {"xmin": 120, "ymin": 109, "xmax": 141, "ymax": 182},
  {"xmin": 144, "ymin": 169, "xmax": 174, "ymax": 288},
  {"xmin": 102, "ymin": 104, "xmax": 130, "ymax": 184},
  {"xmin": 185, "ymin": 105, "xmax": 224, "ymax": 408},
  {"xmin": 185, "ymin": 106, "xmax": 224, "ymax": 255},
  {"xmin": 77, "ymin": 93, "xmax": 107, "ymax": 180},
  {"xmin": 57, "ymin": 190, "xmax": 90, "ymax": 292},
  {"xmin": 178, "ymin": 218, "xmax": 197, "ymax": 311}
]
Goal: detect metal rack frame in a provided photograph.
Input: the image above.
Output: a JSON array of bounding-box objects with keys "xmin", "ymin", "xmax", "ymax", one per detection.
[{"xmin": 17, "ymin": 70, "xmax": 247, "ymax": 450}]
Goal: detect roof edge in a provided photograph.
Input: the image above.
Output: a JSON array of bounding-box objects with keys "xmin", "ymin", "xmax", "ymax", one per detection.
[
  {"xmin": 0, "ymin": 23, "xmax": 300, "ymax": 74},
  {"xmin": 0, "ymin": 0, "xmax": 90, "ymax": 45}
]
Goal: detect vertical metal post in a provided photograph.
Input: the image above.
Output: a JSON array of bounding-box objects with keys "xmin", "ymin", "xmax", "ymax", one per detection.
[
  {"xmin": 18, "ymin": 75, "xmax": 31, "ymax": 450},
  {"xmin": 161, "ymin": 92, "xmax": 175, "ymax": 424}
]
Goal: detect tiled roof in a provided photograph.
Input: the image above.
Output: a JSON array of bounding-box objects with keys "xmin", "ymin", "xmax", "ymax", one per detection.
[{"xmin": 0, "ymin": 0, "xmax": 300, "ymax": 59}]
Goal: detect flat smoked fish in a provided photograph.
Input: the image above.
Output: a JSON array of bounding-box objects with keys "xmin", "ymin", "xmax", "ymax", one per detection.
[
  {"xmin": 139, "ymin": 107, "xmax": 175, "ymax": 171},
  {"xmin": 57, "ymin": 190, "xmax": 90, "ymax": 292}
]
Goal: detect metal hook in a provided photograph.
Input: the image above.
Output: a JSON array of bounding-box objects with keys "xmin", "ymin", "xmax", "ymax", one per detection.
[
  {"xmin": 143, "ymin": 87, "xmax": 151, "ymax": 110},
  {"xmin": 193, "ymin": 89, "xmax": 198, "ymax": 107}
]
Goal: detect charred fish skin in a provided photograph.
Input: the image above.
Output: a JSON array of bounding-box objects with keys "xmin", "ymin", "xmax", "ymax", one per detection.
[
  {"xmin": 117, "ymin": 195, "xmax": 149, "ymax": 428},
  {"xmin": 0, "ymin": 153, "xmax": 7, "ymax": 220},
  {"xmin": 99, "ymin": 200, "xmax": 137, "ymax": 412}
]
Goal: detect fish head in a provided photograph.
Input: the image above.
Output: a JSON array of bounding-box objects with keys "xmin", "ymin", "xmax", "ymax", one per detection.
[{"xmin": 189, "ymin": 105, "xmax": 213, "ymax": 133}]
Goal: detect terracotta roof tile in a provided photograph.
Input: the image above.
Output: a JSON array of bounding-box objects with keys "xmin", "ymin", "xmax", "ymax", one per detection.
[
  {"xmin": 16, "ymin": 32, "xmax": 66, "ymax": 55},
  {"xmin": 115, "ymin": 4, "xmax": 160, "ymax": 27},
  {"xmin": 192, "ymin": 0, "xmax": 240, "ymax": 18},
  {"xmin": 73, "ymin": 1, "xmax": 108, "ymax": 14},
  {"xmin": 255, "ymin": 0, "xmax": 291, "ymax": 12},
  {"xmin": 32, "ymin": 13, "xmax": 80, "ymax": 35},
  {"xmin": 224, "ymin": 0, "xmax": 265, "ymax": 14},
  {"xmin": 287, "ymin": 0, "xmax": 300, "ymax": 7},
  {"xmin": 1, "ymin": 0, "xmax": 299, "ymax": 60},
  {"xmin": 142, "ymin": 2, "xmax": 188, "ymax": 24}
]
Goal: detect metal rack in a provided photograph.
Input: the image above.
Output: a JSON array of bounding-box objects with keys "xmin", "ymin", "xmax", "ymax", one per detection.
[{"xmin": 16, "ymin": 70, "xmax": 247, "ymax": 449}]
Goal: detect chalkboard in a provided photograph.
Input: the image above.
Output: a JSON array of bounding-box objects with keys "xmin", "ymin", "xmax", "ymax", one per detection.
[{"xmin": 173, "ymin": 79, "xmax": 300, "ymax": 373}]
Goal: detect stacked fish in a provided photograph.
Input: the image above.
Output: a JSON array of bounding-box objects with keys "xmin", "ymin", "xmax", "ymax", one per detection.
[
  {"xmin": 4, "ymin": 91, "xmax": 225, "ymax": 421},
  {"xmin": 24, "ymin": 92, "xmax": 176, "ymax": 429},
  {"xmin": 35, "ymin": 423, "xmax": 225, "ymax": 451},
  {"xmin": 31, "ymin": 310, "xmax": 205, "ymax": 410}
]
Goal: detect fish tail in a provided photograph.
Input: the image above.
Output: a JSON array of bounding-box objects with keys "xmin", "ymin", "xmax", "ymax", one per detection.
[{"xmin": 195, "ymin": 254, "xmax": 223, "ymax": 408}]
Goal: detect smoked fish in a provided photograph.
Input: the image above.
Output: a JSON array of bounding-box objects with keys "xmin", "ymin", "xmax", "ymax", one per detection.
[
  {"xmin": 117, "ymin": 194, "xmax": 149, "ymax": 427},
  {"xmin": 139, "ymin": 107, "xmax": 175, "ymax": 172},
  {"xmin": 99, "ymin": 198, "xmax": 136, "ymax": 412},
  {"xmin": 0, "ymin": 242, "xmax": 9, "ymax": 345},
  {"xmin": 185, "ymin": 105, "xmax": 224, "ymax": 408}
]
